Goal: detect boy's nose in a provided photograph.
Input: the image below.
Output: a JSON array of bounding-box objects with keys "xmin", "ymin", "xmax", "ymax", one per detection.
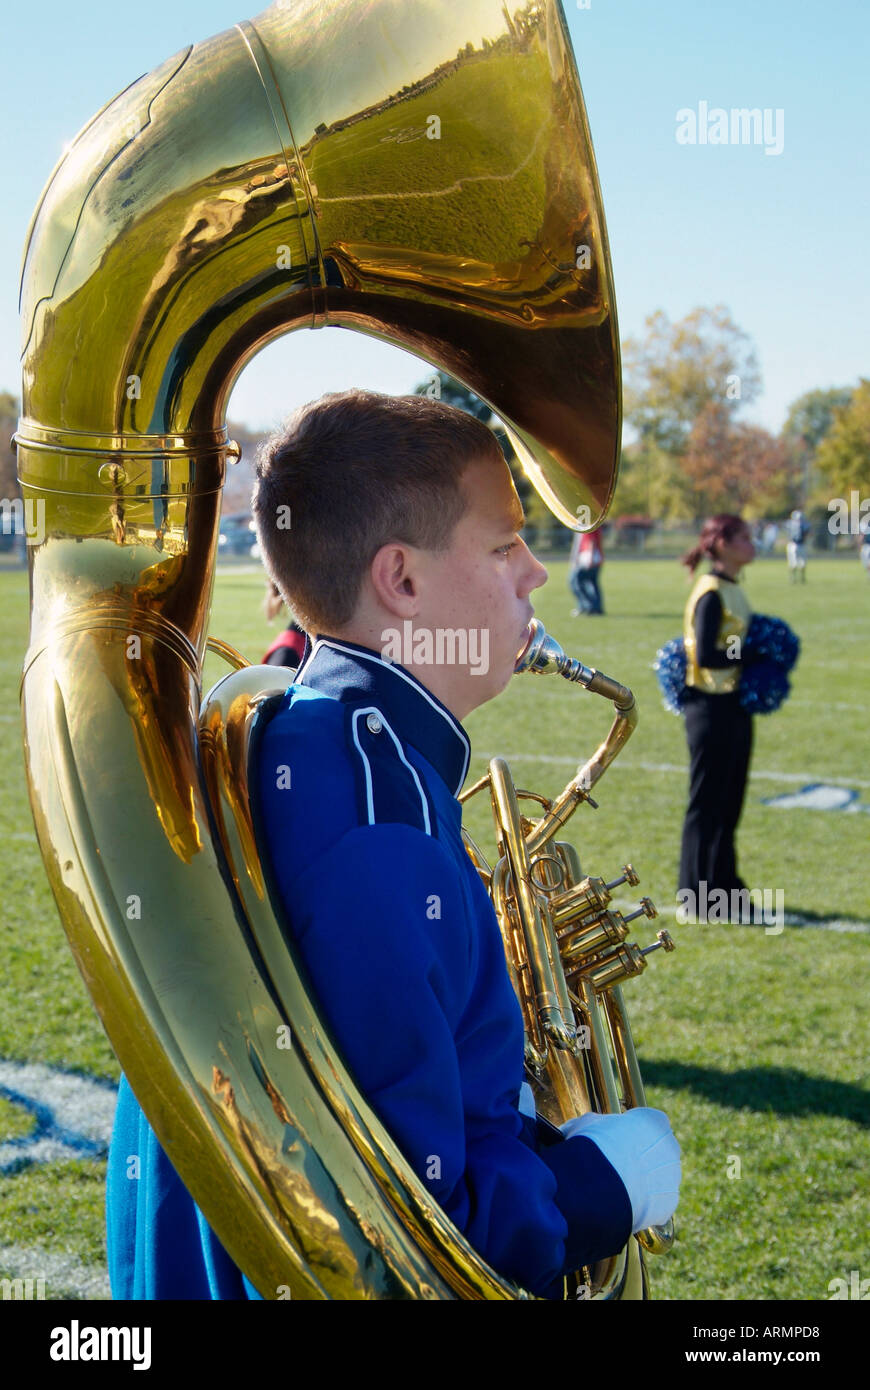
[{"xmin": 522, "ymin": 543, "xmax": 548, "ymax": 591}]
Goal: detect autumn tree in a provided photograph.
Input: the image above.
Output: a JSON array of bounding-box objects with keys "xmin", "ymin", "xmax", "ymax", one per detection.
[
  {"xmin": 783, "ymin": 385, "xmax": 855, "ymax": 453},
  {"xmin": 683, "ymin": 403, "xmax": 789, "ymax": 516},
  {"xmin": 623, "ymin": 306, "xmax": 762, "ymax": 460},
  {"xmin": 616, "ymin": 435, "xmax": 704, "ymax": 520},
  {"xmin": 781, "ymin": 385, "xmax": 856, "ymax": 506},
  {"xmin": 813, "ymin": 379, "xmax": 870, "ymax": 498},
  {"xmin": 614, "ymin": 436, "xmax": 697, "ymax": 520}
]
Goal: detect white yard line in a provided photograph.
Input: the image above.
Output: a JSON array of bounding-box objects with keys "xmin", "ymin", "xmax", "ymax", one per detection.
[
  {"xmin": 790, "ymin": 700, "xmax": 868, "ymax": 713},
  {"xmin": 0, "ymin": 1061, "xmax": 116, "ymax": 1174},
  {"xmin": 473, "ymin": 753, "xmax": 870, "ymax": 790}
]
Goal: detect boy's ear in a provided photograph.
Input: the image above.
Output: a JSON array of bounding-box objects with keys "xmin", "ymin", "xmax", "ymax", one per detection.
[{"xmin": 369, "ymin": 542, "xmax": 421, "ymax": 617}]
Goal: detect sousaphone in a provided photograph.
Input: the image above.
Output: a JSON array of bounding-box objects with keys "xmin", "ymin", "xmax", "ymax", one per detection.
[{"xmin": 17, "ymin": 0, "xmax": 665, "ymax": 1298}]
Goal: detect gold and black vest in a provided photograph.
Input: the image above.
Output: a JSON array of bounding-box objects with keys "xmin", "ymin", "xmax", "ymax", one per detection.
[{"xmin": 684, "ymin": 573, "xmax": 752, "ymax": 694}]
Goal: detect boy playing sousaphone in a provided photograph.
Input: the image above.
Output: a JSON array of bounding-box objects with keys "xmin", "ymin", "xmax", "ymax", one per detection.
[{"xmin": 107, "ymin": 390, "xmax": 680, "ymax": 1299}]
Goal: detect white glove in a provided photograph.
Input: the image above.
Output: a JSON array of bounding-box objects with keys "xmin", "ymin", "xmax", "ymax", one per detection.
[{"xmin": 559, "ymin": 1108, "xmax": 681, "ymax": 1231}]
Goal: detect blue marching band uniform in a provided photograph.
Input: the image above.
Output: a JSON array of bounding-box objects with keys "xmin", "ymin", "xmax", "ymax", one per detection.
[{"xmin": 107, "ymin": 637, "xmax": 633, "ymax": 1300}]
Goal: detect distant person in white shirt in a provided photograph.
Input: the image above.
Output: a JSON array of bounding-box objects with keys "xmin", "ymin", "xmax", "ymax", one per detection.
[{"xmin": 786, "ymin": 510, "xmax": 810, "ymax": 582}]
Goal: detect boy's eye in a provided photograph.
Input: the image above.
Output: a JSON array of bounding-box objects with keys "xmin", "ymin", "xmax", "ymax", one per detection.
[{"xmin": 496, "ymin": 540, "xmax": 518, "ymax": 555}]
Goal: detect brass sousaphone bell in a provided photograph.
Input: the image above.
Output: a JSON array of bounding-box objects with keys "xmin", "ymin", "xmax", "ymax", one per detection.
[{"xmin": 17, "ymin": 0, "xmax": 667, "ymax": 1298}]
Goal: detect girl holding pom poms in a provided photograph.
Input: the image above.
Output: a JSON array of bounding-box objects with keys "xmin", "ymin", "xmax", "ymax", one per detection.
[{"xmin": 677, "ymin": 514, "xmax": 758, "ymax": 919}]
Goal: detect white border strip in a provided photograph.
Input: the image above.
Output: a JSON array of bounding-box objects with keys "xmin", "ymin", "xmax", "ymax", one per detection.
[
  {"xmin": 301, "ymin": 638, "xmax": 471, "ymax": 794},
  {"xmin": 350, "ymin": 707, "xmax": 432, "ymax": 836}
]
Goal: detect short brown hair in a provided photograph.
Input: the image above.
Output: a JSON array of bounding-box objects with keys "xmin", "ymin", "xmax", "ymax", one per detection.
[{"xmin": 252, "ymin": 389, "xmax": 502, "ymax": 632}]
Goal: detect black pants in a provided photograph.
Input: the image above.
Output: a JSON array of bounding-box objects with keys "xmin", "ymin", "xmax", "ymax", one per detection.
[
  {"xmin": 678, "ymin": 689, "xmax": 753, "ymax": 900},
  {"xmin": 569, "ymin": 566, "xmax": 603, "ymax": 613}
]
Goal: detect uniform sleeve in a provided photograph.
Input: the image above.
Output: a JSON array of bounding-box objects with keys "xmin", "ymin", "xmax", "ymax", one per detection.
[
  {"xmin": 694, "ymin": 590, "xmax": 735, "ymax": 668},
  {"xmin": 269, "ymin": 820, "xmax": 631, "ymax": 1297}
]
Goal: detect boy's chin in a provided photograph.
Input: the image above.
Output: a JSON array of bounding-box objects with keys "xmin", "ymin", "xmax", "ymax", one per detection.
[
  {"xmin": 473, "ymin": 662, "xmax": 513, "ymax": 702},
  {"xmin": 451, "ymin": 666, "xmax": 502, "ymax": 712}
]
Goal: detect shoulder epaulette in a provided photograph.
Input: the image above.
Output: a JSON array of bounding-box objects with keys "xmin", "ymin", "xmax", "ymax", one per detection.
[{"xmin": 345, "ymin": 703, "xmax": 436, "ymax": 837}]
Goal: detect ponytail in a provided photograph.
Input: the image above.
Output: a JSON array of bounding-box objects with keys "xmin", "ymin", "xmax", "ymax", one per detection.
[
  {"xmin": 681, "ymin": 543, "xmax": 705, "ymax": 573},
  {"xmin": 681, "ymin": 513, "xmax": 745, "ymax": 575}
]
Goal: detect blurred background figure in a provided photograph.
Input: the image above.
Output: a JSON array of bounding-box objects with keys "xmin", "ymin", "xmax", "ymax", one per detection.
[
  {"xmin": 762, "ymin": 520, "xmax": 779, "ymax": 554},
  {"xmin": 569, "ymin": 525, "xmax": 605, "ymax": 615},
  {"xmin": 262, "ymin": 579, "xmax": 307, "ymax": 668},
  {"xmin": 786, "ymin": 509, "xmax": 810, "ymax": 582},
  {"xmin": 678, "ymin": 515, "xmax": 756, "ymax": 918},
  {"xmin": 860, "ymin": 514, "xmax": 870, "ymax": 579}
]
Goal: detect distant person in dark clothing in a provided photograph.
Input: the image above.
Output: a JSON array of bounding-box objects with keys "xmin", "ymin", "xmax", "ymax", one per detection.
[
  {"xmin": 677, "ymin": 515, "xmax": 757, "ymax": 919},
  {"xmin": 262, "ymin": 579, "xmax": 307, "ymax": 668},
  {"xmin": 860, "ymin": 515, "xmax": 870, "ymax": 579},
  {"xmin": 568, "ymin": 526, "xmax": 605, "ymax": 615}
]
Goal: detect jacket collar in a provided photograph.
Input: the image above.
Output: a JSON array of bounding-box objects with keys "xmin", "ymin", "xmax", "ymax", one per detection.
[{"xmin": 295, "ymin": 636, "xmax": 471, "ymax": 797}]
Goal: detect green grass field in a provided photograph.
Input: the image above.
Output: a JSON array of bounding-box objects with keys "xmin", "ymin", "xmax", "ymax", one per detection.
[{"xmin": 0, "ymin": 555, "xmax": 867, "ymax": 1300}]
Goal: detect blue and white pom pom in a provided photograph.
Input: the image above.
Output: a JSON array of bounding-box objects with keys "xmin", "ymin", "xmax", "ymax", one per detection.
[
  {"xmin": 739, "ymin": 614, "xmax": 800, "ymax": 714},
  {"xmin": 654, "ymin": 615, "xmax": 799, "ymax": 716},
  {"xmin": 743, "ymin": 614, "xmax": 800, "ymax": 672},
  {"xmin": 653, "ymin": 636, "xmax": 689, "ymax": 714}
]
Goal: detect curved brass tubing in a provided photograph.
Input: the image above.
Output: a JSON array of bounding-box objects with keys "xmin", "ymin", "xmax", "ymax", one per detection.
[{"xmin": 18, "ymin": 1, "xmax": 625, "ymax": 1298}]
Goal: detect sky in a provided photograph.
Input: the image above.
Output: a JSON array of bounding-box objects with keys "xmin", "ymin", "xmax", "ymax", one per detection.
[{"xmin": 2, "ymin": 0, "xmax": 868, "ymax": 438}]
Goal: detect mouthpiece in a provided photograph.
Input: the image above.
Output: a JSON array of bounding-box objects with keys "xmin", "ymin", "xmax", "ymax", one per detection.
[
  {"xmin": 515, "ymin": 619, "xmax": 635, "ymax": 712},
  {"xmin": 514, "ymin": 618, "xmax": 595, "ymax": 684}
]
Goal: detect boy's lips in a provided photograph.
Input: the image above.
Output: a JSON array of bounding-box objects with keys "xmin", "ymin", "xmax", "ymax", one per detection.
[{"xmin": 516, "ymin": 617, "xmax": 535, "ymax": 658}]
